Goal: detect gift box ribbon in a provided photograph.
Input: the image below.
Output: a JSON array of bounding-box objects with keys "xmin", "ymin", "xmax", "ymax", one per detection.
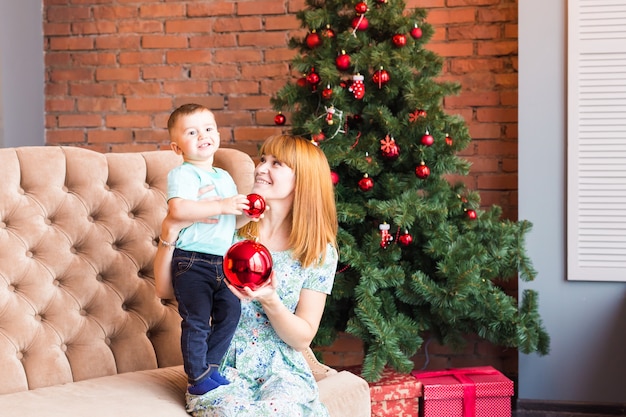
[{"xmin": 412, "ymin": 367, "xmax": 500, "ymax": 417}]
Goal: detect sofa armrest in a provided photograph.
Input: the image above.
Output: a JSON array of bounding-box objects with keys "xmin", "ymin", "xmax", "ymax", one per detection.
[{"xmin": 303, "ymin": 347, "xmax": 338, "ymax": 382}]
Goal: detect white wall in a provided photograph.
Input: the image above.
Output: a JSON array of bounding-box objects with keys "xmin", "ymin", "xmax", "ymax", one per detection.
[
  {"xmin": 0, "ymin": 0, "xmax": 45, "ymax": 147},
  {"xmin": 519, "ymin": 0, "xmax": 626, "ymax": 405}
]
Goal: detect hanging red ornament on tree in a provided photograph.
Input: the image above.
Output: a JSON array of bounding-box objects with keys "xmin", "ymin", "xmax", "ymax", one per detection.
[
  {"xmin": 312, "ymin": 131, "xmax": 325, "ymax": 143},
  {"xmin": 322, "ymin": 84, "xmax": 333, "ymax": 100},
  {"xmin": 305, "ymin": 30, "xmax": 322, "ymax": 49},
  {"xmin": 392, "ymin": 33, "xmax": 407, "ymax": 47},
  {"xmin": 330, "ymin": 171, "xmax": 339, "ymax": 185},
  {"xmin": 321, "ymin": 24, "xmax": 335, "ymax": 38},
  {"xmin": 415, "ymin": 162, "xmax": 430, "ymax": 179},
  {"xmin": 421, "ymin": 130, "xmax": 434, "ymax": 146},
  {"xmin": 355, "ymin": 1, "xmax": 369, "ymax": 14},
  {"xmin": 398, "ymin": 230, "xmax": 413, "ymax": 246},
  {"xmin": 410, "ymin": 24, "xmax": 423, "ymax": 39},
  {"xmin": 274, "ymin": 112, "xmax": 286, "ymax": 126},
  {"xmin": 466, "ymin": 209, "xmax": 477, "ymax": 220},
  {"xmin": 336, "ymin": 50, "xmax": 351, "ymax": 71},
  {"xmin": 445, "ymin": 133, "xmax": 453, "ymax": 146},
  {"xmin": 296, "ymin": 76, "xmax": 307, "ymax": 88},
  {"xmin": 372, "ymin": 67, "xmax": 390, "ymax": 88},
  {"xmin": 358, "ymin": 173, "xmax": 374, "ymax": 192},
  {"xmin": 379, "ymin": 222, "xmax": 393, "ymax": 249},
  {"xmin": 349, "ymin": 73, "xmax": 365, "ymax": 99},
  {"xmin": 306, "ymin": 68, "xmax": 320, "ymax": 89},
  {"xmin": 352, "ymin": 15, "xmax": 369, "ymax": 31},
  {"xmin": 380, "ymin": 135, "xmax": 400, "ymax": 160},
  {"xmin": 375, "ymin": 0, "xmax": 388, "ymax": 4}
]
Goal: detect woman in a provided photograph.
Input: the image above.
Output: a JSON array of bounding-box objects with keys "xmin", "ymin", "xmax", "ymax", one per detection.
[{"xmin": 154, "ymin": 134, "xmax": 339, "ymax": 416}]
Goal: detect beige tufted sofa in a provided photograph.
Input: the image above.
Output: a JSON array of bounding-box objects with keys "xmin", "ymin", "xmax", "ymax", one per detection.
[{"xmin": 0, "ymin": 146, "xmax": 371, "ymax": 417}]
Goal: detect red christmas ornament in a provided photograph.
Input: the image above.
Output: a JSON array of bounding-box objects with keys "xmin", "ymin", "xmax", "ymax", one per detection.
[
  {"xmin": 415, "ymin": 162, "xmax": 430, "ymax": 179},
  {"xmin": 352, "ymin": 15, "xmax": 369, "ymax": 31},
  {"xmin": 335, "ymin": 51, "xmax": 351, "ymax": 71},
  {"xmin": 326, "ymin": 106, "xmax": 336, "ymax": 125},
  {"xmin": 410, "ymin": 24, "xmax": 423, "ymax": 39},
  {"xmin": 312, "ymin": 131, "xmax": 325, "ymax": 143},
  {"xmin": 355, "ymin": 1, "xmax": 369, "ymax": 14},
  {"xmin": 372, "ymin": 67, "xmax": 390, "ymax": 88},
  {"xmin": 392, "ymin": 33, "xmax": 407, "ymax": 47},
  {"xmin": 305, "ymin": 31, "xmax": 322, "ymax": 49},
  {"xmin": 421, "ymin": 131, "xmax": 434, "ymax": 146},
  {"xmin": 466, "ymin": 209, "xmax": 477, "ymax": 220},
  {"xmin": 375, "ymin": 0, "xmax": 388, "ymax": 4},
  {"xmin": 223, "ymin": 240, "xmax": 273, "ymax": 291},
  {"xmin": 244, "ymin": 193, "xmax": 266, "ymax": 218},
  {"xmin": 398, "ymin": 230, "xmax": 413, "ymax": 246},
  {"xmin": 330, "ymin": 171, "xmax": 339, "ymax": 185},
  {"xmin": 379, "ymin": 223, "xmax": 393, "ymax": 249},
  {"xmin": 358, "ymin": 174, "xmax": 374, "ymax": 192},
  {"xmin": 380, "ymin": 135, "xmax": 400, "ymax": 160},
  {"xmin": 306, "ymin": 69, "xmax": 320, "ymax": 86},
  {"xmin": 321, "ymin": 25, "xmax": 335, "ymax": 38},
  {"xmin": 321, "ymin": 85, "xmax": 333, "ymax": 100},
  {"xmin": 274, "ymin": 113, "xmax": 286, "ymax": 126},
  {"xmin": 349, "ymin": 74, "xmax": 365, "ymax": 99},
  {"xmin": 445, "ymin": 133, "xmax": 453, "ymax": 146},
  {"xmin": 296, "ymin": 76, "xmax": 307, "ymax": 88}
]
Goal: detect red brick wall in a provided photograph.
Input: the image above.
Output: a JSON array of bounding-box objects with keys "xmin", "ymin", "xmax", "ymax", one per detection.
[{"xmin": 43, "ymin": 0, "xmax": 519, "ymax": 375}]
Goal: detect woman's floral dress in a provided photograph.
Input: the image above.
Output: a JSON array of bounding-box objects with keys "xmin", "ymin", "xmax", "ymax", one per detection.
[{"xmin": 186, "ymin": 244, "xmax": 338, "ymax": 417}]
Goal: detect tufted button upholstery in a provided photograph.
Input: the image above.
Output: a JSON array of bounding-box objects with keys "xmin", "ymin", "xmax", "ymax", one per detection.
[{"xmin": 0, "ymin": 146, "xmax": 254, "ymax": 395}]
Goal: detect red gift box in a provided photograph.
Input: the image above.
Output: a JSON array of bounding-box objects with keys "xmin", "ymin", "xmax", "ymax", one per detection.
[
  {"xmin": 346, "ymin": 366, "xmax": 423, "ymax": 417},
  {"xmin": 411, "ymin": 366, "xmax": 513, "ymax": 417}
]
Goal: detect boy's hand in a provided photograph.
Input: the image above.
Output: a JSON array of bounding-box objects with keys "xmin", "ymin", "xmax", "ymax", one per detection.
[{"xmin": 220, "ymin": 194, "xmax": 249, "ymax": 215}]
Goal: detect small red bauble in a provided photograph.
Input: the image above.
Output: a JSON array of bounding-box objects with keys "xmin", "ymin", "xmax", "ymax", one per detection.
[
  {"xmin": 421, "ymin": 131, "xmax": 434, "ymax": 146},
  {"xmin": 466, "ymin": 209, "xmax": 477, "ymax": 220},
  {"xmin": 392, "ymin": 34, "xmax": 407, "ymax": 47},
  {"xmin": 330, "ymin": 171, "xmax": 339, "ymax": 185},
  {"xmin": 445, "ymin": 133, "xmax": 453, "ymax": 146},
  {"xmin": 312, "ymin": 131, "xmax": 325, "ymax": 143},
  {"xmin": 352, "ymin": 16, "xmax": 369, "ymax": 30},
  {"xmin": 335, "ymin": 51, "xmax": 351, "ymax": 71},
  {"xmin": 244, "ymin": 193, "xmax": 266, "ymax": 218},
  {"xmin": 305, "ymin": 31, "xmax": 322, "ymax": 49},
  {"xmin": 372, "ymin": 67, "xmax": 390, "ymax": 88},
  {"xmin": 274, "ymin": 113, "xmax": 286, "ymax": 126},
  {"xmin": 358, "ymin": 174, "xmax": 374, "ymax": 192},
  {"xmin": 355, "ymin": 1, "xmax": 368, "ymax": 14},
  {"xmin": 410, "ymin": 25, "xmax": 423, "ymax": 39},
  {"xmin": 321, "ymin": 85, "xmax": 333, "ymax": 100},
  {"xmin": 223, "ymin": 240, "xmax": 273, "ymax": 291},
  {"xmin": 375, "ymin": 0, "xmax": 388, "ymax": 3},
  {"xmin": 296, "ymin": 76, "xmax": 307, "ymax": 88},
  {"xmin": 306, "ymin": 70, "xmax": 320, "ymax": 86},
  {"xmin": 321, "ymin": 25, "xmax": 335, "ymax": 38},
  {"xmin": 415, "ymin": 163, "xmax": 430, "ymax": 179},
  {"xmin": 398, "ymin": 230, "xmax": 413, "ymax": 246}
]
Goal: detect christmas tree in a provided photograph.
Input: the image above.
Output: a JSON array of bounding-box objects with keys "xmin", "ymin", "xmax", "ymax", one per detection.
[{"xmin": 271, "ymin": 0, "xmax": 549, "ymax": 382}]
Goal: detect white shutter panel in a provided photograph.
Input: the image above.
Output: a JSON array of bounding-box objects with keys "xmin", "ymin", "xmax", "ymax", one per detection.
[{"xmin": 568, "ymin": 0, "xmax": 626, "ymax": 281}]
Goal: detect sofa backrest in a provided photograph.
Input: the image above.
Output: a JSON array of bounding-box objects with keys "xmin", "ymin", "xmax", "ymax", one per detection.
[{"xmin": 0, "ymin": 146, "xmax": 255, "ymax": 395}]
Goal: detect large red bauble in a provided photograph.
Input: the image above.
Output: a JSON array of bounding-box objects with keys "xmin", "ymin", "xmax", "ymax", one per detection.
[
  {"xmin": 410, "ymin": 26, "xmax": 423, "ymax": 39},
  {"xmin": 415, "ymin": 163, "xmax": 430, "ymax": 179},
  {"xmin": 392, "ymin": 34, "xmax": 407, "ymax": 47},
  {"xmin": 244, "ymin": 193, "xmax": 266, "ymax": 218},
  {"xmin": 358, "ymin": 175, "xmax": 374, "ymax": 191},
  {"xmin": 421, "ymin": 132, "xmax": 434, "ymax": 146},
  {"xmin": 466, "ymin": 209, "xmax": 478, "ymax": 220},
  {"xmin": 355, "ymin": 1, "xmax": 369, "ymax": 14},
  {"xmin": 398, "ymin": 231, "xmax": 413, "ymax": 246},
  {"xmin": 330, "ymin": 171, "xmax": 339, "ymax": 185},
  {"xmin": 274, "ymin": 113, "xmax": 286, "ymax": 126},
  {"xmin": 372, "ymin": 68, "xmax": 390, "ymax": 88},
  {"xmin": 336, "ymin": 52, "xmax": 351, "ymax": 71},
  {"xmin": 352, "ymin": 16, "xmax": 369, "ymax": 30},
  {"xmin": 223, "ymin": 240, "xmax": 273, "ymax": 291},
  {"xmin": 305, "ymin": 31, "xmax": 322, "ymax": 49}
]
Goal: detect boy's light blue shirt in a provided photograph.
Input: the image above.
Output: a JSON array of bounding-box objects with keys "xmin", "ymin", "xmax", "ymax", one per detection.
[{"xmin": 167, "ymin": 162, "xmax": 237, "ymax": 256}]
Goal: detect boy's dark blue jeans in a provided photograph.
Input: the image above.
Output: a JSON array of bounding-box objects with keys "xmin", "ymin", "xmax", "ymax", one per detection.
[{"xmin": 171, "ymin": 248, "xmax": 241, "ymax": 385}]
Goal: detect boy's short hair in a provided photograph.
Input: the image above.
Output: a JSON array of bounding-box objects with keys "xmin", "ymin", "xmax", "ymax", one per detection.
[{"xmin": 167, "ymin": 103, "xmax": 210, "ymax": 134}]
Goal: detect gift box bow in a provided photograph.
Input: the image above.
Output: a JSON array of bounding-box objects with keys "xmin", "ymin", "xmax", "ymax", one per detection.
[{"xmin": 412, "ymin": 367, "xmax": 512, "ymax": 417}]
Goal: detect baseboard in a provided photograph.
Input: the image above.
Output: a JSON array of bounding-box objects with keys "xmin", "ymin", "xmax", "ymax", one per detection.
[{"xmin": 516, "ymin": 399, "xmax": 626, "ymax": 416}]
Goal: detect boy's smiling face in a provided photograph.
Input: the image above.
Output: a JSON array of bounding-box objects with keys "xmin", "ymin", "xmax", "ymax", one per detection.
[{"xmin": 170, "ymin": 109, "xmax": 220, "ymax": 166}]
